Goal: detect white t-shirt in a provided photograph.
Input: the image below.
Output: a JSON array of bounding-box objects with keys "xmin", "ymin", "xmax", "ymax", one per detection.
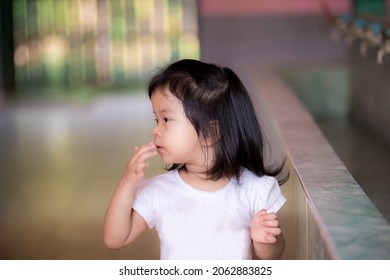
[{"xmin": 133, "ymin": 168, "xmax": 286, "ymax": 260}]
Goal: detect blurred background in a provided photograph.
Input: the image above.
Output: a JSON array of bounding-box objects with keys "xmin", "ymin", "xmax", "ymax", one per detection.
[
  {"xmin": 7, "ymin": 0, "xmax": 199, "ymax": 98},
  {"xmin": 0, "ymin": 0, "xmax": 389, "ymax": 259}
]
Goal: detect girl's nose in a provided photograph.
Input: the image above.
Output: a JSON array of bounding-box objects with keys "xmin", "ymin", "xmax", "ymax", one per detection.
[{"xmin": 152, "ymin": 125, "xmax": 160, "ymax": 137}]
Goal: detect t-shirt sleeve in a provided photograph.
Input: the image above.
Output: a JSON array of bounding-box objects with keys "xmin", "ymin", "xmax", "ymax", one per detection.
[
  {"xmin": 261, "ymin": 176, "xmax": 286, "ymax": 213},
  {"xmin": 132, "ymin": 179, "xmax": 158, "ymax": 229},
  {"xmin": 250, "ymin": 176, "xmax": 286, "ymax": 215}
]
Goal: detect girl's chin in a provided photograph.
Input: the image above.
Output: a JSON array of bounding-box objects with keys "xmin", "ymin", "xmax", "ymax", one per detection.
[
  {"xmin": 158, "ymin": 152, "xmax": 184, "ymax": 165},
  {"xmin": 158, "ymin": 155, "xmax": 174, "ymax": 164},
  {"xmin": 161, "ymin": 158, "xmax": 182, "ymax": 166}
]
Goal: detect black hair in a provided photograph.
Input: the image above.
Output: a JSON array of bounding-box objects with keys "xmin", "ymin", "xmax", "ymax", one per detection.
[{"xmin": 148, "ymin": 59, "xmax": 287, "ymax": 185}]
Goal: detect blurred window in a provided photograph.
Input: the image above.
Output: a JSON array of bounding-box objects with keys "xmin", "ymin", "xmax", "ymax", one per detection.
[{"xmin": 13, "ymin": 0, "xmax": 199, "ymax": 96}]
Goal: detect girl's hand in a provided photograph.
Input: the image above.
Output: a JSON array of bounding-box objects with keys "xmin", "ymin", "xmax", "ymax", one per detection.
[
  {"xmin": 251, "ymin": 209, "xmax": 282, "ymax": 244},
  {"xmin": 122, "ymin": 142, "xmax": 157, "ymax": 188}
]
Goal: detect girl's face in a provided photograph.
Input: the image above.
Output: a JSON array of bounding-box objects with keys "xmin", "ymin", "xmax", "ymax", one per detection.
[{"xmin": 151, "ymin": 89, "xmax": 205, "ymax": 168}]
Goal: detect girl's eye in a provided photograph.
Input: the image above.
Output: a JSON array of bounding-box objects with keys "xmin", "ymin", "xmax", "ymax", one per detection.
[{"xmin": 154, "ymin": 118, "xmax": 170, "ymax": 124}]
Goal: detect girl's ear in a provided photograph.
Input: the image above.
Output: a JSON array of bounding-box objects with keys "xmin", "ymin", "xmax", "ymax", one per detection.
[{"xmin": 201, "ymin": 120, "xmax": 220, "ymax": 147}]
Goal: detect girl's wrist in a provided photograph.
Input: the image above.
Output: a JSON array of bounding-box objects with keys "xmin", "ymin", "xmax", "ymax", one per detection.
[{"xmin": 118, "ymin": 177, "xmax": 141, "ymax": 192}]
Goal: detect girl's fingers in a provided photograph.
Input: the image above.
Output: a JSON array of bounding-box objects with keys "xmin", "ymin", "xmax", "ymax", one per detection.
[
  {"xmin": 121, "ymin": 143, "xmax": 156, "ymax": 187},
  {"xmin": 260, "ymin": 212, "xmax": 276, "ymax": 221},
  {"xmin": 138, "ymin": 143, "xmax": 157, "ymax": 157},
  {"xmin": 261, "ymin": 219, "xmax": 279, "ymax": 228},
  {"xmin": 255, "ymin": 210, "xmax": 276, "ymax": 221},
  {"xmin": 124, "ymin": 143, "xmax": 157, "ymax": 183},
  {"xmin": 255, "ymin": 209, "xmax": 267, "ymax": 218},
  {"xmin": 264, "ymin": 227, "xmax": 282, "ymax": 237},
  {"xmin": 129, "ymin": 143, "xmax": 157, "ymax": 166},
  {"xmin": 256, "ymin": 211, "xmax": 279, "ymax": 227},
  {"xmin": 135, "ymin": 161, "xmax": 150, "ymax": 176},
  {"xmin": 263, "ymin": 236, "xmax": 277, "ymax": 243}
]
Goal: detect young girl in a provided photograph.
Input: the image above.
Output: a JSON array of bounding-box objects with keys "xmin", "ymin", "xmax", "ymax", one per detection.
[{"xmin": 104, "ymin": 59, "xmax": 287, "ymax": 260}]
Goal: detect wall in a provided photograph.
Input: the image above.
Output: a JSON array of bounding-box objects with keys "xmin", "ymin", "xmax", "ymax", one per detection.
[
  {"xmin": 278, "ymin": 160, "xmax": 336, "ymax": 259},
  {"xmin": 349, "ymin": 44, "xmax": 390, "ymax": 146},
  {"xmin": 197, "ymin": 1, "xmax": 348, "ymax": 107}
]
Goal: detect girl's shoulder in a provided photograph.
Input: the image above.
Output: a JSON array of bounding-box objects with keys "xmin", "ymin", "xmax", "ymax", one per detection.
[
  {"xmin": 140, "ymin": 169, "xmax": 179, "ymax": 189},
  {"xmin": 239, "ymin": 168, "xmax": 279, "ymax": 190},
  {"xmin": 238, "ymin": 168, "xmax": 285, "ymax": 212},
  {"xmin": 237, "ymin": 168, "xmax": 281, "ymax": 197}
]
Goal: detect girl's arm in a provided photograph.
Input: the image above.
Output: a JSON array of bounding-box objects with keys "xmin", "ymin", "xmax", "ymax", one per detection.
[
  {"xmin": 103, "ymin": 143, "xmax": 157, "ymax": 249},
  {"xmin": 251, "ymin": 210, "xmax": 285, "ymax": 260}
]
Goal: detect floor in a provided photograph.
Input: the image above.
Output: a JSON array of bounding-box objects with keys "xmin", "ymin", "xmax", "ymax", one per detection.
[{"xmin": 0, "ymin": 95, "xmax": 161, "ymax": 259}]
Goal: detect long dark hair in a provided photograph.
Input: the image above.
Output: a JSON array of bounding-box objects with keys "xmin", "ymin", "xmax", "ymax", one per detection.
[{"xmin": 148, "ymin": 59, "xmax": 287, "ymax": 185}]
